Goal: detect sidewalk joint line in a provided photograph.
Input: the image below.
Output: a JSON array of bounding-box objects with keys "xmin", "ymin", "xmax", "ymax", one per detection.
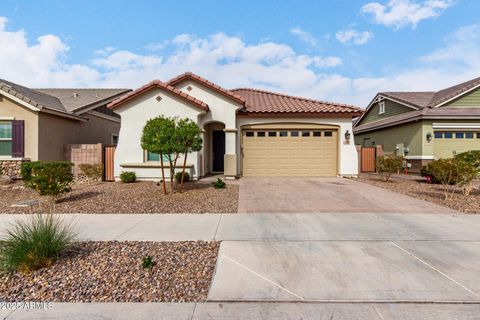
[
  {"xmin": 113, "ymin": 216, "xmax": 152, "ymax": 240},
  {"xmin": 213, "ymin": 214, "xmax": 223, "ymax": 240},
  {"xmin": 371, "ymin": 304, "xmax": 385, "ymax": 320},
  {"xmin": 389, "ymin": 240, "xmax": 480, "ymax": 298},
  {"xmin": 222, "ymin": 254, "xmax": 305, "ymax": 301},
  {"xmin": 190, "ymin": 302, "xmax": 197, "ymax": 320},
  {"xmin": 294, "ymin": 214, "xmax": 317, "ymax": 238}
]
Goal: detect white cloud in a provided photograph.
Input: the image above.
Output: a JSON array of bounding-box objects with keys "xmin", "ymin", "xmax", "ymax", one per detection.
[
  {"xmin": 0, "ymin": 16, "xmax": 479, "ymax": 108},
  {"xmin": 361, "ymin": 0, "xmax": 455, "ymax": 29},
  {"xmin": 290, "ymin": 27, "xmax": 318, "ymax": 47},
  {"xmin": 336, "ymin": 29, "xmax": 373, "ymax": 45}
]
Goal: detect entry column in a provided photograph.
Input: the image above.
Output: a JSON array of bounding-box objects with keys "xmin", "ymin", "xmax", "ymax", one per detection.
[{"xmin": 223, "ymin": 128, "xmax": 237, "ymax": 179}]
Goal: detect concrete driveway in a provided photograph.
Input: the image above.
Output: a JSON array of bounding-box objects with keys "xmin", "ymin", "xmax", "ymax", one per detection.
[{"xmin": 238, "ymin": 177, "xmax": 456, "ymax": 213}]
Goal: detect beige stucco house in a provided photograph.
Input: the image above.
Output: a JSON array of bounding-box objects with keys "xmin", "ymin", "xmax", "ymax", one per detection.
[
  {"xmin": 354, "ymin": 76, "xmax": 480, "ymax": 172},
  {"xmin": 0, "ymin": 79, "xmax": 130, "ymax": 177},
  {"xmin": 108, "ymin": 72, "xmax": 363, "ymax": 180}
]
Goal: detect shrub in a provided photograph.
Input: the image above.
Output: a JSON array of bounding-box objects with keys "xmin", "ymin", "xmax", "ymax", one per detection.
[
  {"xmin": 213, "ymin": 178, "xmax": 226, "ymax": 189},
  {"xmin": 141, "ymin": 255, "xmax": 156, "ymax": 269},
  {"xmin": 120, "ymin": 171, "xmax": 136, "ymax": 183},
  {"xmin": 455, "ymin": 150, "xmax": 480, "ymax": 171},
  {"xmin": 79, "ymin": 163, "xmax": 103, "ymax": 183},
  {"xmin": 21, "ymin": 162, "xmax": 73, "ymax": 211},
  {"xmin": 376, "ymin": 155, "xmax": 403, "ymax": 182},
  {"xmin": 175, "ymin": 171, "xmax": 190, "ymax": 184},
  {"xmin": 427, "ymin": 159, "xmax": 462, "ymax": 200},
  {"xmin": 0, "ymin": 214, "xmax": 76, "ymax": 273}
]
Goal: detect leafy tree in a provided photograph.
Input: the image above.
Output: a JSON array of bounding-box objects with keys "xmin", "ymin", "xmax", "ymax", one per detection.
[
  {"xmin": 141, "ymin": 116, "xmax": 178, "ymax": 194},
  {"xmin": 176, "ymin": 118, "xmax": 202, "ymax": 193},
  {"xmin": 376, "ymin": 155, "xmax": 403, "ymax": 182}
]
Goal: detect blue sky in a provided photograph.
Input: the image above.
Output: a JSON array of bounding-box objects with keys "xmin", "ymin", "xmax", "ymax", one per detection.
[{"xmin": 1, "ymin": 0, "xmax": 479, "ymax": 106}]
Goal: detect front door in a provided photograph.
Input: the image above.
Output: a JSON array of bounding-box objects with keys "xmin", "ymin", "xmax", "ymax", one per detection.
[{"xmin": 212, "ymin": 130, "xmax": 225, "ymax": 172}]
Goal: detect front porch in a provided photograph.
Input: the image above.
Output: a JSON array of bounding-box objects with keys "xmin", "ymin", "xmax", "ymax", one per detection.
[{"xmin": 201, "ymin": 121, "xmax": 237, "ymax": 179}]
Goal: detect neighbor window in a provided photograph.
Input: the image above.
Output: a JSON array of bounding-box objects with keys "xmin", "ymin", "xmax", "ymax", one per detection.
[
  {"xmin": 434, "ymin": 132, "xmax": 443, "ymax": 139},
  {"xmin": 466, "ymin": 132, "xmax": 474, "ymax": 139},
  {"xmin": 147, "ymin": 151, "xmax": 170, "ymax": 162},
  {"xmin": 0, "ymin": 121, "xmax": 12, "ymax": 156},
  {"xmin": 444, "ymin": 132, "xmax": 453, "ymax": 139},
  {"xmin": 268, "ymin": 131, "xmax": 277, "ymax": 137},
  {"xmin": 245, "ymin": 131, "xmax": 254, "ymax": 137},
  {"xmin": 257, "ymin": 131, "xmax": 266, "ymax": 137},
  {"xmin": 477, "ymin": 133, "xmax": 480, "ymax": 139},
  {"xmin": 455, "ymin": 132, "xmax": 464, "ymax": 139},
  {"xmin": 111, "ymin": 134, "xmax": 119, "ymax": 145},
  {"xmin": 313, "ymin": 131, "xmax": 321, "ymax": 137},
  {"xmin": 379, "ymin": 101, "xmax": 386, "ymax": 114},
  {"xmin": 324, "ymin": 131, "xmax": 333, "ymax": 137},
  {"xmin": 290, "ymin": 131, "xmax": 299, "ymax": 137},
  {"xmin": 279, "ymin": 131, "xmax": 288, "ymax": 137},
  {"xmin": 302, "ymin": 131, "xmax": 310, "ymax": 137}
]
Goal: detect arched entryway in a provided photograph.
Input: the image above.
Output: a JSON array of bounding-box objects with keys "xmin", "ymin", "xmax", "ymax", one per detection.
[{"xmin": 203, "ymin": 121, "xmax": 226, "ymax": 175}]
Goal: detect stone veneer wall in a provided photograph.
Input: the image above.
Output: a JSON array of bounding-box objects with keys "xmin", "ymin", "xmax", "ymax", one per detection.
[
  {"xmin": 64, "ymin": 143, "xmax": 103, "ymax": 179},
  {"xmin": 0, "ymin": 160, "xmax": 29, "ymax": 179}
]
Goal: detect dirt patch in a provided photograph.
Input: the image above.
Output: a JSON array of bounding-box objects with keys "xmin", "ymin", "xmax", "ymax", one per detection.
[
  {"xmin": 0, "ymin": 241, "xmax": 220, "ymax": 302},
  {"xmin": 0, "ymin": 181, "xmax": 238, "ymax": 214},
  {"xmin": 355, "ymin": 174, "xmax": 480, "ymax": 214}
]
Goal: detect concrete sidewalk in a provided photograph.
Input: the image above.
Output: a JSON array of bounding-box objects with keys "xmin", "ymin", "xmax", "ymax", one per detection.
[
  {"xmin": 3, "ymin": 302, "xmax": 480, "ymax": 320},
  {"xmin": 1, "ymin": 212, "xmax": 479, "ymax": 241}
]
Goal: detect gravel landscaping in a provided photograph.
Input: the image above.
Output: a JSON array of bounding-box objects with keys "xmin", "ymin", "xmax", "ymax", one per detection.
[
  {"xmin": 0, "ymin": 181, "xmax": 238, "ymax": 214},
  {"xmin": 0, "ymin": 241, "xmax": 220, "ymax": 302},
  {"xmin": 355, "ymin": 174, "xmax": 480, "ymax": 214}
]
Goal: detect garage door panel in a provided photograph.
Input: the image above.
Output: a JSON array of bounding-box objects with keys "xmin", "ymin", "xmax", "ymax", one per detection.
[{"xmin": 242, "ymin": 129, "xmax": 338, "ymax": 176}]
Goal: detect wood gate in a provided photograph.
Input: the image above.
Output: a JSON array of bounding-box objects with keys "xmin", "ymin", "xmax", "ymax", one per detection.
[
  {"xmin": 361, "ymin": 147, "xmax": 376, "ymax": 172},
  {"xmin": 104, "ymin": 146, "xmax": 116, "ymax": 181}
]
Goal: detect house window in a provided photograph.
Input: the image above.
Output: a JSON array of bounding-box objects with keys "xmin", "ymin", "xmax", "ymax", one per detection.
[
  {"xmin": 455, "ymin": 132, "xmax": 464, "ymax": 139},
  {"xmin": 147, "ymin": 151, "xmax": 170, "ymax": 162},
  {"xmin": 245, "ymin": 131, "xmax": 254, "ymax": 137},
  {"xmin": 379, "ymin": 101, "xmax": 386, "ymax": 115},
  {"xmin": 302, "ymin": 131, "xmax": 310, "ymax": 137},
  {"xmin": 434, "ymin": 132, "xmax": 443, "ymax": 139},
  {"xmin": 268, "ymin": 131, "xmax": 277, "ymax": 137},
  {"xmin": 466, "ymin": 132, "xmax": 474, "ymax": 139},
  {"xmin": 324, "ymin": 131, "xmax": 333, "ymax": 137},
  {"xmin": 111, "ymin": 134, "xmax": 119, "ymax": 145},
  {"xmin": 0, "ymin": 121, "xmax": 12, "ymax": 156},
  {"xmin": 257, "ymin": 131, "xmax": 266, "ymax": 137},
  {"xmin": 313, "ymin": 131, "xmax": 321, "ymax": 137},
  {"xmin": 444, "ymin": 132, "xmax": 453, "ymax": 139},
  {"xmin": 290, "ymin": 131, "xmax": 299, "ymax": 137},
  {"xmin": 279, "ymin": 131, "xmax": 288, "ymax": 137},
  {"xmin": 477, "ymin": 133, "xmax": 480, "ymax": 139}
]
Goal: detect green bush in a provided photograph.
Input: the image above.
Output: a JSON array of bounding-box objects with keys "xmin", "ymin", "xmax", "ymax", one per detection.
[
  {"xmin": 0, "ymin": 214, "xmax": 76, "ymax": 273},
  {"xmin": 427, "ymin": 158, "xmax": 462, "ymax": 200},
  {"xmin": 175, "ymin": 171, "xmax": 190, "ymax": 184},
  {"xmin": 142, "ymin": 255, "xmax": 156, "ymax": 269},
  {"xmin": 79, "ymin": 163, "xmax": 103, "ymax": 183},
  {"xmin": 376, "ymin": 155, "xmax": 403, "ymax": 181},
  {"xmin": 455, "ymin": 150, "xmax": 480, "ymax": 170},
  {"xmin": 213, "ymin": 178, "xmax": 226, "ymax": 189},
  {"xmin": 120, "ymin": 171, "xmax": 136, "ymax": 183},
  {"xmin": 21, "ymin": 161, "xmax": 73, "ymax": 199}
]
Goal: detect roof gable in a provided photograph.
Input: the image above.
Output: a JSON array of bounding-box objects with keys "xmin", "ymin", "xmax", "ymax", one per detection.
[{"xmin": 107, "ymin": 80, "xmax": 209, "ymax": 111}]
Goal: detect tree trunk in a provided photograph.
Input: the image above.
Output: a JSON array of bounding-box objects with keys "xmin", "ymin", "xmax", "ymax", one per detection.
[
  {"xmin": 180, "ymin": 149, "xmax": 188, "ymax": 193},
  {"xmin": 170, "ymin": 154, "xmax": 178, "ymax": 193},
  {"xmin": 160, "ymin": 152, "xmax": 167, "ymax": 195}
]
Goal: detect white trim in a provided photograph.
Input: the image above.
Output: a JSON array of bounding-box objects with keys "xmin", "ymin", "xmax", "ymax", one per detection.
[
  {"xmin": 0, "ymin": 156, "xmax": 27, "ymax": 161},
  {"xmin": 0, "ymin": 116, "xmax": 14, "ymax": 120},
  {"xmin": 0, "ymin": 91, "xmax": 41, "ymax": 111},
  {"xmin": 434, "ymin": 83, "xmax": 480, "ymax": 108},
  {"xmin": 87, "ymin": 110, "xmax": 121, "ymax": 123},
  {"xmin": 378, "ymin": 101, "xmax": 385, "ymax": 114},
  {"xmin": 432, "ymin": 123, "xmax": 480, "ymax": 129},
  {"xmin": 405, "ymin": 155, "xmax": 434, "ymax": 160}
]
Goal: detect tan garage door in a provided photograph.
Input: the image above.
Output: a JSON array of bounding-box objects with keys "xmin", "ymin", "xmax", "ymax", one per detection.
[{"xmin": 242, "ymin": 127, "xmax": 338, "ymax": 176}]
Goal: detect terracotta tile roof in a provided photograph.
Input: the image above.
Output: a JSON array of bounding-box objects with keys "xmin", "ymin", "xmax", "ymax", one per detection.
[
  {"xmin": 231, "ymin": 88, "xmax": 363, "ymax": 116},
  {"xmin": 36, "ymin": 88, "xmax": 130, "ymax": 112},
  {"xmin": 167, "ymin": 72, "xmax": 246, "ymax": 104},
  {"xmin": 107, "ymin": 80, "xmax": 209, "ymax": 111},
  {"xmin": 380, "ymin": 92, "xmax": 436, "ymax": 109}
]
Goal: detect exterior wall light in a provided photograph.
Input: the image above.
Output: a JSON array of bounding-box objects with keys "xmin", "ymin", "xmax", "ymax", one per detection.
[
  {"xmin": 426, "ymin": 132, "xmax": 432, "ymax": 142},
  {"xmin": 344, "ymin": 130, "xmax": 351, "ymax": 141}
]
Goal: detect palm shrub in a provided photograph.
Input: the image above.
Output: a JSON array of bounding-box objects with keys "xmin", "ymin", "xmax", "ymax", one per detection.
[
  {"xmin": 0, "ymin": 214, "xmax": 76, "ymax": 273},
  {"xmin": 376, "ymin": 155, "xmax": 403, "ymax": 182}
]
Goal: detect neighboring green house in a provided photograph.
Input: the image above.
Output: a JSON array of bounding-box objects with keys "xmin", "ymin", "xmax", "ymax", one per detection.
[{"xmin": 354, "ymin": 76, "xmax": 480, "ymax": 172}]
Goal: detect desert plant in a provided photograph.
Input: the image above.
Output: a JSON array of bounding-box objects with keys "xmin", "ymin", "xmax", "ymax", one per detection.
[
  {"xmin": 0, "ymin": 214, "xmax": 76, "ymax": 273},
  {"xmin": 428, "ymin": 158, "xmax": 461, "ymax": 200},
  {"xmin": 376, "ymin": 155, "xmax": 403, "ymax": 182},
  {"xmin": 79, "ymin": 163, "xmax": 103, "ymax": 184},
  {"xmin": 455, "ymin": 158, "xmax": 479, "ymax": 196},
  {"xmin": 213, "ymin": 178, "xmax": 226, "ymax": 189},
  {"xmin": 120, "ymin": 171, "xmax": 136, "ymax": 183},
  {"xmin": 175, "ymin": 171, "xmax": 190, "ymax": 184},
  {"xmin": 21, "ymin": 161, "xmax": 74, "ymax": 212},
  {"xmin": 141, "ymin": 255, "xmax": 156, "ymax": 269},
  {"xmin": 455, "ymin": 150, "xmax": 480, "ymax": 171}
]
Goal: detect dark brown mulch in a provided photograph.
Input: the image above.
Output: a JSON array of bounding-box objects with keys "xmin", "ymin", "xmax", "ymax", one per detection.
[
  {"xmin": 0, "ymin": 181, "xmax": 238, "ymax": 214},
  {"xmin": 0, "ymin": 241, "xmax": 220, "ymax": 302},
  {"xmin": 355, "ymin": 174, "xmax": 480, "ymax": 214}
]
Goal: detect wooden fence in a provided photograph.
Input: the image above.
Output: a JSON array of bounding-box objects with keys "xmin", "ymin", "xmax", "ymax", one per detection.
[
  {"xmin": 104, "ymin": 146, "xmax": 116, "ymax": 181},
  {"xmin": 360, "ymin": 147, "xmax": 376, "ymax": 172}
]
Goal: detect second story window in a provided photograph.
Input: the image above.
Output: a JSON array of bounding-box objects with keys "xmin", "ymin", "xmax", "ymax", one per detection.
[{"xmin": 378, "ymin": 101, "xmax": 386, "ymax": 115}]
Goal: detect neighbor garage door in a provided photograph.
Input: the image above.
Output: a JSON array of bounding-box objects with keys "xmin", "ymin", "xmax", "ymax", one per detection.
[{"xmin": 242, "ymin": 126, "xmax": 338, "ymax": 176}]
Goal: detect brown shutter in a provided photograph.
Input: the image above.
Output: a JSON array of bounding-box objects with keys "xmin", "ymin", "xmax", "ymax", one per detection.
[{"xmin": 11, "ymin": 120, "xmax": 24, "ymax": 158}]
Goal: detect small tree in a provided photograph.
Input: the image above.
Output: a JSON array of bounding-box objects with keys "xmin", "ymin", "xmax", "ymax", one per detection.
[
  {"xmin": 20, "ymin": 161, "xmax": 74, "ymax": 212},
  {"xmin": 176, "ymin": 118, "xmax": 202, "ymax": 193},
  {"xmin": 376, "ymin": 155, "xmax": 403, "ymax": 182},
  {"xmin": 428, "ymin": 159, "xmax": 460, "ymax": 200},
  {"xmin": 141, "ymin": 117, "xmax": 175, "ymax": 194}
]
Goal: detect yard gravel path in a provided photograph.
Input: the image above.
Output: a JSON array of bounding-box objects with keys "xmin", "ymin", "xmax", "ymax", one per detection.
[
  {"xmin": 0, "ymin": 241, "xmax": 220, "ymax": 302},
  {"xmin": 0, "ymin": 181, "xmax": 238, "ymax": 214}
]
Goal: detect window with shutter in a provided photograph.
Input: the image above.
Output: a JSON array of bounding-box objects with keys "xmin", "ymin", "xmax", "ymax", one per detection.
[{"xmin": 0, "ymin": 121, "xmax": 12, "ymax": 156}]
